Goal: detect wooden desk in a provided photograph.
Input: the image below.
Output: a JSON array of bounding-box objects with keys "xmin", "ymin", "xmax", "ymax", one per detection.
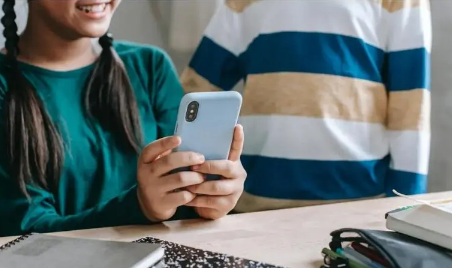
[{"xmin": 1, "ymin": 191, "xmax": 450, "ymax": 267}]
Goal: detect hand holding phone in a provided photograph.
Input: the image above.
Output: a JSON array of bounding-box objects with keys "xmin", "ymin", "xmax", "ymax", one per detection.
[
  {"xmin": 186, "ymin": 124, "xmax": 247, "ymax": 219},
  {"xmin": 173, "ymin": 92, "xmax": 247, "ymax": 219},
  {"xmin": 136, "ymin": 136, "xmax": 206, "ymax": 222}
]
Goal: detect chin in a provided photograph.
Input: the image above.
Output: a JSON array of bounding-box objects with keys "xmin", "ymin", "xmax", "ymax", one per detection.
[{"xmin": 77, "ymin": 24, "xmax": 112, "ymax": 38}]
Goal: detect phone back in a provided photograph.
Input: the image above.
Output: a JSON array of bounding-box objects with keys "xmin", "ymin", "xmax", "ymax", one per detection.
[{"xmin": 174, "ymin": 91, "xmax": 242, "ymax": 160}]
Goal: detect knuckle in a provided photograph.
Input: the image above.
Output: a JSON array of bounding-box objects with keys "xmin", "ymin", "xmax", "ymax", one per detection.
[
  {"xmin": 175, "ymin": 172, "xmax": 201, "ymax": 186},
  {"xmin": 225, "ymin": 197, "xmax": 236, "ymax": 209},
  {"xmin": 163, "ymin": 155, "xmax": 174, "ymax": 167},
  {"xmin": 180, "ymin": 191, "xmax": 194, "ymax": 203},
  {"xmin": 206, "ymin": 161, "xmax": 214, "ymax": 172},
  {"xmin": 213, "ymin": 197, "xmax": 234, "ymax": 210},
  {"xmin": 175, "ymin": 172, "xmax": 188, "ymax": 184},
  {"xmin": 187, "ymin": 152, "xmax": 202, "ymax": 164},
  {"xmin": 227, "ymin": 160, "xmax": 235, "ymax": 170},
  {"xmin": 194, "ymin": 173, "xmax": 204, "ymax": 183},
  {"xmin": 206, "ymin": 197, "xmax": 218, "ymax": 208},
  {"xmin": 148, "ymin": 164, "xmax": 157, "ymax": 176},
  {"xmin": 188, "ymin": 152, "xmax": 197, "ymax": 162},
  {"xmin": 211, "ymin": 182, "xmax": 223, "ymax": 193},
  {"xmin": 212, "ymin": 182, "xmax": 230, "ymax": 194},
  {"xmin": 240, "ymin": 169, "xmax": 247, "ymax": 180}
]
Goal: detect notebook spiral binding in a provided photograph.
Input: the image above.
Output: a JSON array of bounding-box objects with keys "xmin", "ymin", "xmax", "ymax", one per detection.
[{"xmin": 0, "ymin": 234, "xmax": 33, "ymax": 251}]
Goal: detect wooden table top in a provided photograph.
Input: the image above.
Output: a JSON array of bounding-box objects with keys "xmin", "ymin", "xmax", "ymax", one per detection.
[{"xmin": 1, "ymin": 191, "xmax": 450, "ymax": 267}]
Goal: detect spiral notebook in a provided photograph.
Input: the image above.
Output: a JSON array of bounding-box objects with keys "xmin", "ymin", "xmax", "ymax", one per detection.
[
  {"xmin": 1, "ymin": 234, "xmax": 283, "ymax": 268},
  {"xmin": 134, "ymin": 237, "xmax": 283, "ymax": 268},
  {"xmin": 0, "ymin": 234, "xmax": 164, "ymax": 268}
]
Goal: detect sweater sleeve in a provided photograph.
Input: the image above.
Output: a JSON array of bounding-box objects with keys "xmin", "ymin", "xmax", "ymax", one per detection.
[
  {"xmin": 383, "ymin": 0, "xmax": 432, "ymax": 196},
  {"xmin": 180, "ymin": 0, "xmax": 246, "ymax": 93},
  {"xmin": 151, "ymin": 49, "xmax": 184, "ymax": 138},
  {"xmin": 0, "ymin": 166, "xmax": 150, "ymax": 237}
]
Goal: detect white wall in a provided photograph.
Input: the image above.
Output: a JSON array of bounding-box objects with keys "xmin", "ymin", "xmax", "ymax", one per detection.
[
  {"xmin": 110, "ymin": 1, "xmax": 213, "ymax": 74},
  {"xmin": 427, "ymin": 0, "xmax": 452, "ymax": 192},
  {"xmin": 109, "ymin": 2, "xmax": 165, "ymax": 48}
]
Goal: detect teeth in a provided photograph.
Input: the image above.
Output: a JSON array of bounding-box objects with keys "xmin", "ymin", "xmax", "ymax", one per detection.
[{"xmin": 77, "ymin": 3, "xmax": 107, "ymax": 13}]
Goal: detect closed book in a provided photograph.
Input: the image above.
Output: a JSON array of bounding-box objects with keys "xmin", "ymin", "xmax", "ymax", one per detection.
[
  {"xmin": 0, "ymin": 234, "xmax": 164, "ymax": 268},
  {"xmin": 385, "ymin": 201, "xmax": 452, "ymax": 250}
]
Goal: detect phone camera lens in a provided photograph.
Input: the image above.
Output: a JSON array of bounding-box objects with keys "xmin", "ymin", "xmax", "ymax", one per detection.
[{"xmin": 186, "ymin": 101, "xmax": 199, "ymax": 122}]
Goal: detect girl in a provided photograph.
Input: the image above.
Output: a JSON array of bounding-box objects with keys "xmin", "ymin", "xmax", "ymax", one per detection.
[{"xmin": 0, "ymin": 0, "xmax": 246, "ymax": 237}]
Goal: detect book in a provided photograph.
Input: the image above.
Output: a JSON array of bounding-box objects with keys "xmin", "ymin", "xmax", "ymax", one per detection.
[
  {"xmin": 0, "ymin": 234, "xmax": 164, "ymax": 268},
  {"xmin": 385, "ymin": 192, "xmax": 452, "ymax": 251},
  {"xmin": 135, "ymin": 236, "xmax": 284, "ymax": 268}
]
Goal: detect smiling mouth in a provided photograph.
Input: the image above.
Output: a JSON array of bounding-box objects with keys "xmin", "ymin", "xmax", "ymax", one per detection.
[{"xmin": 76, "ymin": 2, "xmax": 110, "ymax": 13}]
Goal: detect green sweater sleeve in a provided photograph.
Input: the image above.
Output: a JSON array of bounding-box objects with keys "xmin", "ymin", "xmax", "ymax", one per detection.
[
  {"xmin": 0, "ymin": 170, "xmax": 150, "ymax": 237},
  {"xmin": 151, "ymin": 48, "xmax": 184, "ymax": 138}
]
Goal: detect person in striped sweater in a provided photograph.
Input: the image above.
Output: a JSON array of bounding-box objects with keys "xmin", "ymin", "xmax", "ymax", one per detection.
[{"xmin": 181, "ymin": 0, "xmax": 432, "ymax": 212}]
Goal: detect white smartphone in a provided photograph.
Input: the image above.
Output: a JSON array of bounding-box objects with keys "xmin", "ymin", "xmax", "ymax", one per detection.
[{"xmin": 173, "ymin": 91, "xmax": 242, "ymax": 179}]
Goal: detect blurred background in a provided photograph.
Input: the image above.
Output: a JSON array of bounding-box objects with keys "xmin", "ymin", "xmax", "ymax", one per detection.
[{"xmin": 1, "ymin": 0, "xmax": 450, "ymax": 192}]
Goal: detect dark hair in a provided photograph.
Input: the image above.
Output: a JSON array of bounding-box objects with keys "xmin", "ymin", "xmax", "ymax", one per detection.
[{"xmin": 1, "ymin": 0, "xmax": 143, "ymax": 195}]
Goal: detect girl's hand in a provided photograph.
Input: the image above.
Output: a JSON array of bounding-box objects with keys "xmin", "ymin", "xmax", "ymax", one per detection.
[
  {"xmin": 186, "ymin": 125, "xmax": 247, "ymax": 220},
  {"xmin": 137, "ymin": 136, "xmax": 206, "ymax": 222}
]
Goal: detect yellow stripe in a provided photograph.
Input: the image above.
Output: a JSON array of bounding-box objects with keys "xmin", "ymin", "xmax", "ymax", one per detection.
[
  {"xmin": 241, "ymin": 72, "xmax": 387, "ymax": 124},
  {"xmin": 387, "ymin": 89, "xmax": 430, "ymax": 132},
  {"xmin": 234, "ymin": 191, "xmax": 385, "ymax": 213},
  {"xmin": 226, "ymin": 0, "xmax": 260, "ymax": 13},
  {"xmin": 180, "ymin": 67, "xmax": 222, "ymax": 93},
  {"xmin": 378, "ymin": 0, "xmax": 430, "ymax": 13}
]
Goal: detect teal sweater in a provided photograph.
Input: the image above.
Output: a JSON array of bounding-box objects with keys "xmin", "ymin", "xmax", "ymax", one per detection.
[{"xmin": 0, "ymin": 41, "xmax": 196, "ymax": 237}]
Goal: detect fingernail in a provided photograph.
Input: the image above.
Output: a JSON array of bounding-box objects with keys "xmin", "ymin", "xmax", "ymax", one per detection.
[{"xmin": 197, "ymin": 154, "xmax": 205, "ymax": 161}]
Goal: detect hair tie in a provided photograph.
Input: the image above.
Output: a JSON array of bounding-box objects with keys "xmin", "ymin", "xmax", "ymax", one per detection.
[{"xmin": 99, "ymin": 32, "xmax": 113, "ymax": 48}]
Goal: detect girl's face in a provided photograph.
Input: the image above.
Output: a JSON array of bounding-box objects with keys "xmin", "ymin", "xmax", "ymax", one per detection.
[{"xmin": 29, "ymin": 0, "xmax": 121, "ymax": 38}]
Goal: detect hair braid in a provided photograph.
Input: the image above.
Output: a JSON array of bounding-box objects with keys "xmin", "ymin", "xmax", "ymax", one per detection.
[
  {"xmin": 1, "ymin": 0, "xmax": 64, "ymax": 194},
  {"xmin": 85, "ymin": 32, "xmax": 143, "ymax": 153}
]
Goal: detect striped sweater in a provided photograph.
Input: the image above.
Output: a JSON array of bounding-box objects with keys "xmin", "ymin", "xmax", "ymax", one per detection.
[{"xmin": 181, "ymin": 0, "xmax": 431, "ymax": 212}]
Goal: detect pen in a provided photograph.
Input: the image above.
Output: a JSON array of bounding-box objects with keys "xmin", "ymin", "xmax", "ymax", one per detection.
[
  {"xmin": 323, "ymin": 248, "xmax": 366, "ymax": 268},
  {"xmin": 350, "ymin": 242, "xmax": 390, "ymax": 267}
]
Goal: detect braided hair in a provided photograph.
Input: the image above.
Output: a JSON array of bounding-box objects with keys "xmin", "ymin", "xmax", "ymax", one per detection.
[{"xmin": 1, "ymin": 0, "xmax": 143, "ymax": 195}]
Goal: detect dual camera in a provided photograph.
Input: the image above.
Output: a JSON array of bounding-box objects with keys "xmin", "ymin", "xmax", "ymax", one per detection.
[{"xmin": 185, "ymin": 101, "xmax": 199, "ymax": 122}]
